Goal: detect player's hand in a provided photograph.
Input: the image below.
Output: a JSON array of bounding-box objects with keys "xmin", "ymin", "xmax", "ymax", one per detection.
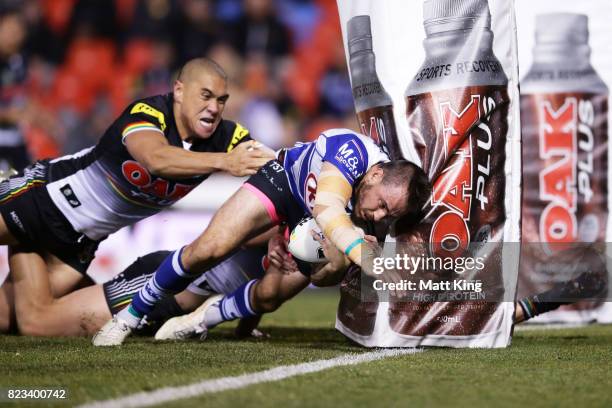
[
  {"xmin": 363, "ymin": 235, "xmax": 377, "ymax": 244},
  {"xmin": 360, "ymin": 236, "xmax": 384, "ymax": 278},
  {"xmin": 267, "ymin": 229, "xmax": 298, "ymax": 274},
  {"xmin": 311, "ymin": 230, "xmax": 350, "ymax": 273},
  {"xmin": 225, "ymin": 141, "xmax": 276, "ymax": 177}
]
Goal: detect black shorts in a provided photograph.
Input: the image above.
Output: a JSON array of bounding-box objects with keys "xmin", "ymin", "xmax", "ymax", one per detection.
[
  {"xmin": 103, "ymin": 251, "xmax": 171, "ymax": 315},
  {"xmin": 0, "ymin": 144, "xmax": 31, "ymax": 173},
  {"xmin": 244, "ymin": 159, "xmax": 312, "ymax": 275},
  {"xmin": 0, "ymin": 162, "xmax": 102, "ymax": 274}
]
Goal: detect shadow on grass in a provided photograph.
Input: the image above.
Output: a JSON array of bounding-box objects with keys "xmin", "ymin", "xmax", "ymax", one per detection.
[{"xmin": 204, "ymin": 326, "xmax": 362, "ymax": 352}]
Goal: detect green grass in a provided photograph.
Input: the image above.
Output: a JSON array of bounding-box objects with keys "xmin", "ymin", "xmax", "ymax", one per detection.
[{"xmin": 1, "ymin": 290, "xmax": 612, "ymax": 407}]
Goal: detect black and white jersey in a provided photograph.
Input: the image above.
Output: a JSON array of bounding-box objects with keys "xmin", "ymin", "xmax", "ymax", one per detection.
[{"xmin": 45, "ymin": 93, "xmax": 251, "ymax": 240}]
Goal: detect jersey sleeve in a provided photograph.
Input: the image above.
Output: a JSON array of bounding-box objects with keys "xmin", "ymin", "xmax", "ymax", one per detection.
[
  {"xmin": 222, "ymin": 121, "xmax": 252, "ymax": 152},
  {"xmin": 321, "ymin": 134, "xmax": 370, "ymax": 185},
  {"xmin": 119, "ymin": 101, "xmax": 167, "ymax": 144}
]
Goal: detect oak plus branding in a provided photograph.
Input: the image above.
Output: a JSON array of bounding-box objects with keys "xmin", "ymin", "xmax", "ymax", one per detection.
[
  {"xmin": 518, "ymin": 12, "xmax": 609, "ymax": 323},
  {"xmin": 347, "ymin": 15, "xmax": 402, "ymax": 160},
  {"xmin": 336, "ymin": 0, "xmax": 520, "ymax": 348},
  {"xmin": 120, "ymin": 160, "xmax": 195, "ymax": 205},
  {"xmin": 430, "ymin": 95, "xmax": 496, "ymax": 258},
  {"xmin": 537, "ymin": 97, "xmax": 598, "ymax": 250}
]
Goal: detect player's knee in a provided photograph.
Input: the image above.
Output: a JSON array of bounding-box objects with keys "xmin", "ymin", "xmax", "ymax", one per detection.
[
  {"xmin": 183, "ymin": 240, "xmax": 231, "ymax": 269},
  {"xmin": 16, "ymin": 303, "xmax": 49, "ymax": 336}
]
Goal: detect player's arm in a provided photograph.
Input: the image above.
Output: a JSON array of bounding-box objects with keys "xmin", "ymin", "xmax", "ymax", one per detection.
[
  {"xmin": 312, "ymin": 162, "xmax": 366, "ymax": 267},
  {"xmin": 124, "ymin": 130, "xmax": 274, "ymax": 178}
]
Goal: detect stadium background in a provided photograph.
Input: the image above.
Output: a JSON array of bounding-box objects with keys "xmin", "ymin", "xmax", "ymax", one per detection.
[{"xmin": 0, "ymin": 0, "xmax": 353, "ymax": 283}]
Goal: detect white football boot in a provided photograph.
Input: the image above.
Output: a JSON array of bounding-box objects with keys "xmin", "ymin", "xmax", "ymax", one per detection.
[
  {"xmin": 154, "ymin": 294, "xmax": 223, "ymax": 341},
  {"xmin": 92, "ymin": 316, "xmax": 133, "ymax": 346}
]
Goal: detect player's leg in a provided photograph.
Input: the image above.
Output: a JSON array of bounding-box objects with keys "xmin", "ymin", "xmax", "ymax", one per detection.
[
  {"xmin": 116, "ymin": 186, "xmax": 277, "ymax": 330},
  {"xmin": 0, "ymin": 282, "xmax": 15, "ymax": 333},
  {"xmin": 250, "ymin": 267, "xmax": 310, "ymax": 314},
  {"xmin": 9, "ymin": 249, "xmax": 94, "ymax": 336},
  {"xmin": 8, "ymin": 251, "xmax": 202, "ymax": 337},
  {"xmin": 0, "ymin": 215, "xmax": 19, "ymax": 245},
  {"xmin": 155, "ymin": 264, "xmax": 309, "ymax": 340},
  {"xmin": 515, "ymin": 250, "xmax": 607, "ymax": 324}
]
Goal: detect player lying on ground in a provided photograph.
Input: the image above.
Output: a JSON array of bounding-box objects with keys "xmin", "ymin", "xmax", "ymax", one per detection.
[
  {"xmin": 93, "ymin": 128, "xmax": 431, "ymax": 346},
  {"xmin": 0, "ymin": 246, "xmax": 270, "ymax": 337},
  {"xmin": 0, "ymin": 57, "xmax": 274, "ymax": 336}
]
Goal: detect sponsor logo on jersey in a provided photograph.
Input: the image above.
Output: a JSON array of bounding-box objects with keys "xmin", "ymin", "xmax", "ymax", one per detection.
[
  {"xmin": 334, "ymin": 139, "xmax": 363, "ymax": 179},
  {"xmin": 130, "ymin": 102, "xmax": 167, "ymax": 131},
  {"xmin": 304, "ymin": 173, "xmax": 318, "ymax": 210},
  {"xmin": 120, "ymin": 160, "xmax": 196, "ymax": 205},
  {"xmin": 227, "ymin": 123, "xmax": 249, "ymax": 152}
]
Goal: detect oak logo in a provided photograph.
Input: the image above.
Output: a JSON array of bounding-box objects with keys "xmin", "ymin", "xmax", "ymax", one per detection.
[
  {"xmin": 429, "ymin": 96, "xmax": 480, "ymax": 258},
  {"xmin": 538, "ymin": 98, "xmax": 578, "ymax": 251},
  {"xmin": 121, "ymin": 160, "xmax": 195, "ymax": 203}
]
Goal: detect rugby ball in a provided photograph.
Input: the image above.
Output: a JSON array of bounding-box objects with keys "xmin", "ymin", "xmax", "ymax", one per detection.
[{"xmin": 288, "ymin": 217, "xmax": 328, "ymax": 263}]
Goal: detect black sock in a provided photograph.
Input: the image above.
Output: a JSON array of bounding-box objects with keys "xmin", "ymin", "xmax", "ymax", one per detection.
[
  {"xmin": 518, "ymin": 269, "xmax": 607, "ymax": 321},
  {"xmin": 134, "ymin": 296, "xmax": 185, "ymax": 336}
]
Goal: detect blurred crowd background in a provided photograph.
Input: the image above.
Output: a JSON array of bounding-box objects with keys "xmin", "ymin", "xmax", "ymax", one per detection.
[{"xmin": 0, "ymin": 0, "xmax": 356, "ymax": 170}]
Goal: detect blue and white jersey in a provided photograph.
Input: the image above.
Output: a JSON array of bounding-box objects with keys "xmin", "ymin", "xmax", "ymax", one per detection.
[{"xmin": 281, "ymin": 129, "xmax": 389, "ymax": 213}]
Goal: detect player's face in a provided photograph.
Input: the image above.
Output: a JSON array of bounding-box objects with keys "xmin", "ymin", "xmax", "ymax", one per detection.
[
  {"xmin": 354, "ymin": 170, "xmax": 407, "ymax": 223},
  {"xmin": 175, "ymin": 72, "xmax": 228, "ymax": 139}
]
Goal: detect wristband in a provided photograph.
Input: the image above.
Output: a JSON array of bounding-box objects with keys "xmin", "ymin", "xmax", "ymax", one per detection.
[{"xmin": 344, "ymin": 238, "xmax": 365, "ymax": 256}]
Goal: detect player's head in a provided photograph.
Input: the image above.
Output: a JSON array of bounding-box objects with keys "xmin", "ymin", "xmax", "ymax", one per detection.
[
  {"xmin": 353, "ymin": 160, "xmax": 430, "ymax": 224},
  {"xmin": 173, "ymin": 57, "xmax": 229, "ymax": 140}
]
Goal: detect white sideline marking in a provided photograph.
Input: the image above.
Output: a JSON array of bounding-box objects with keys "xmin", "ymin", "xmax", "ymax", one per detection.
[{"xmin": 78, "ymin": 349, "xmax": 420, "ymax": 408}]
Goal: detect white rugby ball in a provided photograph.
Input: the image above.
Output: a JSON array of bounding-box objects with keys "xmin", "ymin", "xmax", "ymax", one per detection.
[{"xmin": 288, "ymin": 217, "xmax": 328, "ymax": 263}]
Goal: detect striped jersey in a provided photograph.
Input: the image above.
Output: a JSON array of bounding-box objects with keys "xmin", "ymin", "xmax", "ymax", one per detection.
[
  {"xmin": 281, "ymin": 128, "xmax": 389, "ymax": 213},
  {"xmin": 43, "ymin": 93, "xmax": 250, "ymax": 240}
]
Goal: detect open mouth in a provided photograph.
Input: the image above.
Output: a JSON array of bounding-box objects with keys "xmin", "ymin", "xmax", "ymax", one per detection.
[{"xmin": 199, "ymin": 117, "xmax": 215, "ymax": 130}]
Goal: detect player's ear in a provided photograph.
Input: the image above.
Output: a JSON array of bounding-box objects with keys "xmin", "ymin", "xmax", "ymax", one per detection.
[
  {"xmin": 369, "ymin": 164, "xmax": 384, "ymax": 184},
  {"xmin": 174, "ymin": 80, "xmax": 184, "ymax": 103}
]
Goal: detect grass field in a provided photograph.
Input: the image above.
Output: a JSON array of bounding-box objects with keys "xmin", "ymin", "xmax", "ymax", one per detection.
[{"xmin": 1, "ymin": 289, "xmax": 612, "ymax": 408}]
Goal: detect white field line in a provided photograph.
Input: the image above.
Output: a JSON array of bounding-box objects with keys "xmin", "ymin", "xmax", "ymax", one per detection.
[{"xmin": 78, "ymin": 348, "xmax": 420, "ymax": 408}]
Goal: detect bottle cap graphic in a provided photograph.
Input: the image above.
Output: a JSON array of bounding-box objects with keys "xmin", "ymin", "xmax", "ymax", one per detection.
[
  {"xmin": 347, "ymin": 15, "xmax": 373, "ymax": 54},
  {"xmin": 535, "ymin": 13, "xmax": 589, "ymax": 45},
  {"xmin": 423, "ymin": 0, "xmax": 491, "ymax": 35}
]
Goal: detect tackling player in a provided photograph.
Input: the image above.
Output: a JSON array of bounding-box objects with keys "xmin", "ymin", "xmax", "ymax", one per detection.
[
  {"xmin": 0, "ymin": 247, "xmax": 269, "ymax": 337},
  {"xmin": 0, "ymin": 57, "xmax": 274, "ymax": 336},
  {"xmin": 94, "ymin": 128, "xmax": 431, "ymax": 346}
]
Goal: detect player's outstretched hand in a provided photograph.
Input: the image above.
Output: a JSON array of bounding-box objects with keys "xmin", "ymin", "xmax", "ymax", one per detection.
[
  {"xmin": 226, "ymin": 141, "xmax": 275, "ymax": 176},
  {"xmin": 360, "ymin": 235, "xmax": 383, "ymax": 278},
  {"xmin": 311, "ymin": 230, "xmax": 351, "ymax": 274},
  {"xmin": 267, "ymin": 228, "xmax": 299, "ymax": 274}
]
